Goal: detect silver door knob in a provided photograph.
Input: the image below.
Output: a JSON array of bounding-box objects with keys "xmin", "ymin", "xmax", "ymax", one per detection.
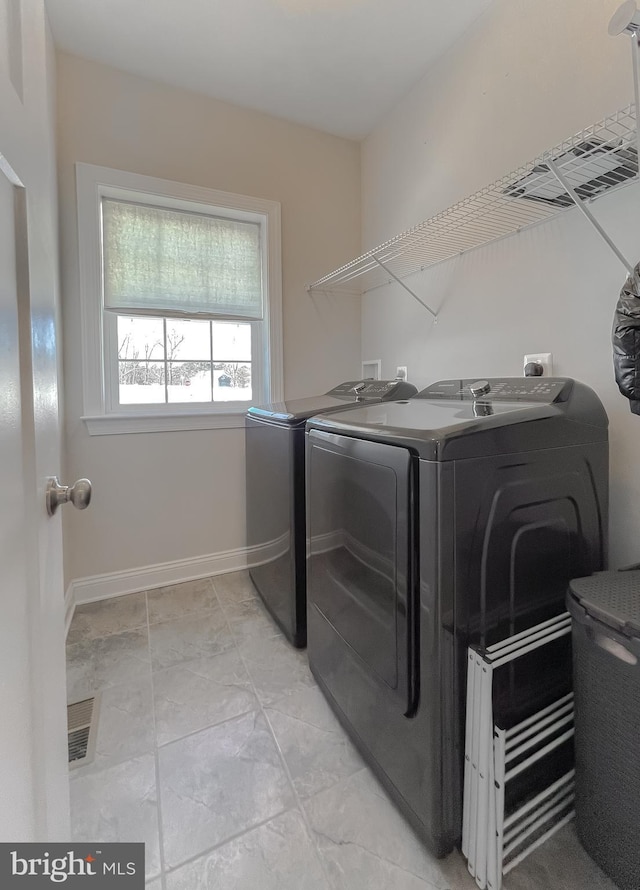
[{"xmin": 46, "ymin": 477, "xmax": 92, "ymax": 516}]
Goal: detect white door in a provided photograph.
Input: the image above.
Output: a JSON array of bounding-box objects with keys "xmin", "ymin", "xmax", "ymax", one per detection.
[{"xmin": 0, "ymin": 157, "xmax": 70, "ymax": 839}]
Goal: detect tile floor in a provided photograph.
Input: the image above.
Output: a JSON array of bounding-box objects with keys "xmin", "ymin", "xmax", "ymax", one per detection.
[{"xmin": 66, "ymin": 572, "xmax": 616, "ymax": 889}]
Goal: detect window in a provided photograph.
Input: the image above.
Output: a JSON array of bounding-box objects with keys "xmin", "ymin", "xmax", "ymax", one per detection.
[
  {"xmin": 76, "ymin": 164, "xmax": 283, "ymax": 434},
  {"xmin": 115, "ymin": 316, "xmax": 253, "ymax": 406}
]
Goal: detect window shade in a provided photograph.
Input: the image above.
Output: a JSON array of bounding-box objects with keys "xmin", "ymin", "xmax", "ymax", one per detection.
[{"xmin": 102, "ymin": 199, "xmax": 263, "ymax": 320}]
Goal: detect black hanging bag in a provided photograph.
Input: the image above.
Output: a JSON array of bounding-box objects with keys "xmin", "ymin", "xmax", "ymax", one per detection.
[{"xmin": 612, "ymin": 262, "xmax": 640, "ymax": 414}]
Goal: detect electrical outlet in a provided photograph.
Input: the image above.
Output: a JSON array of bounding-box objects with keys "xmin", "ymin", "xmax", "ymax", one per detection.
[
  {"xmin": 396, "ymin": 365, "xmax": 408, "ymax": 381},
  {"xmin": 523, "ymin": 352, "xmax": 553, "ymax": 376}
]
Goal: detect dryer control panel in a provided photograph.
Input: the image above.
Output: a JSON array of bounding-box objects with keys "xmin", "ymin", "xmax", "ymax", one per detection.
[{"xmin": 416, "ymin": 377, "xmax": 571, "ymax": 403}]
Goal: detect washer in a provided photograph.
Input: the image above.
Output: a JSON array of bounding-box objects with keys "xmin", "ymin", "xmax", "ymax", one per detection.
[
  {"xmin": 305, "ymin": 377, "xmax": 608, "ymax": 855},
  {"xmin": 245, "ymin": 378, "xmax": 417, "ymax": 647}
]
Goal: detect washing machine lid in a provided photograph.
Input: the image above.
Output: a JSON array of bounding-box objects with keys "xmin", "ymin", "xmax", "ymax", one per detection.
[
  {"xmin": 306, "ymin": 377, "xmax": 608, "ymax": 460},
  {"xmin": 247, "ymin": 379, "xmax": 416, "ymax": 424}
]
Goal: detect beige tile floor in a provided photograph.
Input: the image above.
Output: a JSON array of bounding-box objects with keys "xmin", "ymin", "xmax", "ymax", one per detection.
[{"xmin": 66, "ymin": 572, "xmax": 616, "ymax": 889}]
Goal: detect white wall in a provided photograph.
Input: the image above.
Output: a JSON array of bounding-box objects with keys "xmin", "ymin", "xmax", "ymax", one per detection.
[
  {"xmin": 361, "ymin": 0, "xmax": 639, "ymax": 567},
  {"xmin": 58, "ymin": 53, "xmax": 361, "ymax": 586}
]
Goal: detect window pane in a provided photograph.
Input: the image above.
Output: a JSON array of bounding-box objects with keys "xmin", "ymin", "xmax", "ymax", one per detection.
[
  {"xmin": 114, "ymin": 317, "xmax": 255, "ymax": 406},
  {"xmin": 117, "ymin": 316, "xmax": 165, "ymax": 363},
  {"xmin": 167, "ymin": 362, "xmax": 212, "ymax": 403},
  {"xmin": 214, "ymin": 363, "xmax": 252, "ymax": 402},
  {"xmin": 212, "ymin": 322, "xmax": 251, "ymax": 361},
  {"xmin": 119, "ymin": 361, "xmax": 165, "ymax": 404},
  {"xmin": 166, "ymin": 319, "xmax": 211, "ymax": 361}
]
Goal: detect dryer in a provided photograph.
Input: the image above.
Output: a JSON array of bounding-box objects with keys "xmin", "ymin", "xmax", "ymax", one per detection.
[
  {"xmin": 245, "ymin": 378, "xmax": 417, "ymax": 646},
  {"xmin": 305, "ymin": 377, "xmax": 608, "ymax": 856}
]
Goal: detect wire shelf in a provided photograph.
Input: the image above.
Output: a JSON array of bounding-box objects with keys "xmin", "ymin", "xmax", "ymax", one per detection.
[{"xmin": 307, "ymin": 106, "xmax": 638, "ymax": 297}]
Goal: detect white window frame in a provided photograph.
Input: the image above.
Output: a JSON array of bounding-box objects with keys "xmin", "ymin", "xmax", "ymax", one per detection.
[{"xmin": 76, "ymin": 163, "xmax": 283, "ymax": 435}]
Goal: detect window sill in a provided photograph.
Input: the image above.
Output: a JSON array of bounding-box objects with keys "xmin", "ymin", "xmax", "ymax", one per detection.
[{"xmin": 82, "ymin": 411, "xmax": 247, "ymax": 436}]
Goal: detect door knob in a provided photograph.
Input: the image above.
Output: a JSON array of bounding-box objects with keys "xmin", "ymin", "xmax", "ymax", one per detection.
[{"xmin": 46, "ymin": 477, "xmax": 92, "ymax": 516}]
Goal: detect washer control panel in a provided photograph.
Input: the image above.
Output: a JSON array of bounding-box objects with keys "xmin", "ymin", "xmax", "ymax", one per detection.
[
  {"xmin": 417, "ymin": 378, "xmax": 570, "ymax": 403},
  {"xmin": 328, "ymin": 379, "xmax": 417, "ymax": 400}
]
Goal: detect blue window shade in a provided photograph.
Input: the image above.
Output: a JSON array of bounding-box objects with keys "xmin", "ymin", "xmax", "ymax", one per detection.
[{"xmin": 101, "ymin": 198, "xmax": 263, "ymax": 320}]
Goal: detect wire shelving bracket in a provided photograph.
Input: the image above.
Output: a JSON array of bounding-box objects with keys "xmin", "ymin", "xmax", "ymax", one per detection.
[{"xmin": 371, "ymin": 256, "xmax": 438, "ymax": 318}]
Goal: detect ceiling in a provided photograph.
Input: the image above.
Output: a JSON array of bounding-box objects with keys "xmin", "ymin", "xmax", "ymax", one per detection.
[{"xmin": 45, "ymin": 0, "xmax": 492, "ymax": 140}]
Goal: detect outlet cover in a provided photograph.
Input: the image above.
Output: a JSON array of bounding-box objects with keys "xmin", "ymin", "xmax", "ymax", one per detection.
[
  {"xmin": 396, "ymin": 365, "xmax": 408, "ymax": 380},
  {"xmin": 523, "ymin": 353, "xmax": 553, "ymax": 376},
  {"xmin": 362, "ymin": 359, "xmax": 382, "ymax": 380}
]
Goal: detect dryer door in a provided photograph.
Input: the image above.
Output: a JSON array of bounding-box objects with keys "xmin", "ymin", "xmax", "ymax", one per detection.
[{"xmin": 306, "ymin": 429, "xmax": 417, "ymax": 714}]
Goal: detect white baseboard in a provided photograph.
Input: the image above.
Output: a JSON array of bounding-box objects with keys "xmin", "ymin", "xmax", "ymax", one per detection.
[{"xmin": 68, "ymin": 543, "xmax": 266, "ymax": 608}]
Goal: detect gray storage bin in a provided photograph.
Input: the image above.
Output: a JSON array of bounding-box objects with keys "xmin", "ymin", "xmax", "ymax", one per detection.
[{"xmin": 567, "ymin": 571, "xmax": 640, "ymax": 890}]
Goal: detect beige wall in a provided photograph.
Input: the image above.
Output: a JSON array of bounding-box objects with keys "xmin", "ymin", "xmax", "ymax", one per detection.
[
  {"xmin": 360, "ymin": 0, "xmax": 640, "ymax": 567},
  {"xmin": 362, "ymin": 0, "xmax": 631, "ymax": 248},
  {"xmin": 58, "ymin": 53, "xmax": 361, "ymax": 585}
]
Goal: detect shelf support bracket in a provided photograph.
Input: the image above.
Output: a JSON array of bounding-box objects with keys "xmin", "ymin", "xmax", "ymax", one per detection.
[
  {"xmin": 609, "ymin": 3, "xmax": 640, "ymax": 161},
  {"xmin": 607, "ymin": 1, "xmax": 640, "ymax": 275},
  {"xmin": 546, "ymin": 159, "xmax": 635, "ymax": 275},
  {"xmin": 371, "ymin": 256, "xmax": 438, "ymax": 319},
  {"xmin": 630, "ymin": 31, "xmax": 640, "ymax": 165}
]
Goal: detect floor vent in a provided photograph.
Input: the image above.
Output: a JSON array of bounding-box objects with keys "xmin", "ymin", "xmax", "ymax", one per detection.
[{"xmin": 67, "ymin": 695, "xmax": 100, "ymax": 768}]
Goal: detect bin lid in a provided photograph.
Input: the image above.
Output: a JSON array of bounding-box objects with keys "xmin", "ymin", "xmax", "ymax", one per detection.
[{"xmin": 568, "ymin": 571, "xmax": 640, "ymax": 636}]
